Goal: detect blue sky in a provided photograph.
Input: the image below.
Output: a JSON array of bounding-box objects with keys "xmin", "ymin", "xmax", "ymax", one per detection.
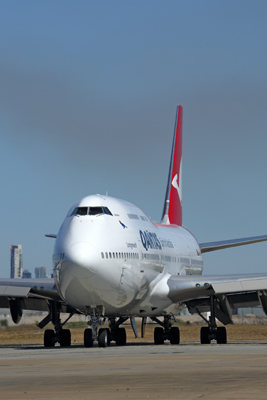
[{"xmin": 1, "ymin": 1, "xmax": 267, "ymax": 277}]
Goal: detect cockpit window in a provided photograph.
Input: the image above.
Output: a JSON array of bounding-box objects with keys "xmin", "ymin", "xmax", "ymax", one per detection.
[
  {"xmin": 103, "ymin": 207, "xmax": 113, "ymax": 216},
  {"xmin": 70, "ymin": 206, "xmax": 113, "ymax": 216},
  {"xmin": 89, "ymin": 207, "xmax": 104, "ymax": 215},
  {"xmin": 71, "ymin": 207, "xmax": 88, "ymax": 216}
]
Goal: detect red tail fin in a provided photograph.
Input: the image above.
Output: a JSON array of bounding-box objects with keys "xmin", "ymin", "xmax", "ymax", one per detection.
[{"xmin": 161, "ymin": 105, "xmax": 183, "ymax": 225}]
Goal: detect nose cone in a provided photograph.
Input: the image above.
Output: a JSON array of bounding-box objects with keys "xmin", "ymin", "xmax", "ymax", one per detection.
[{"xmin": 66, "ymin": 241, "xmax": 100, "ymax": 277}]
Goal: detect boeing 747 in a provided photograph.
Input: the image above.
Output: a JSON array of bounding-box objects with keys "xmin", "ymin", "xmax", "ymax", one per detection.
[{"xmin": 1, "ymin": 106, "xmax": 267, "ymax": 347}]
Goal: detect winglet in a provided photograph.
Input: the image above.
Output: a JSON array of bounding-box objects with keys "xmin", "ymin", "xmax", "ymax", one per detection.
[{"xmin": 161, "ymin": 105, "xmax": 183, "ymax": 225}]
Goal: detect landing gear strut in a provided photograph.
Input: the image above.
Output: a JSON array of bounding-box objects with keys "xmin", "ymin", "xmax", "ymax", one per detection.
[
  {"xmin": 198, "ymin": 295, "xmax": 227, "ymax": 344},
  {"xmin": 151, "ymin": 315, "xmax": 180, "ymax": 345},
  {"xmin": 84, "ymin": 306, "xmax": 106, "ymax": 348},
  {"xmin": 109, "ymin": 317, "xmax": 128, "ymax": 346},
  {"xmin": 41, "ymin": 301, "xmax": 73, "ymax": 347}
]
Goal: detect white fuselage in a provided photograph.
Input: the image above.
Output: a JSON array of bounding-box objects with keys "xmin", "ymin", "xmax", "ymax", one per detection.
[{"xmin": 53, "ymin": 195, "xmax": 203, "ymax": 317}]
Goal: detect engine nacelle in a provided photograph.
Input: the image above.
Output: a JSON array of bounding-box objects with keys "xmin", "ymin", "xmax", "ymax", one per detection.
[{"xmin": 9, "ymin": 298, "xmax": 23, "ymax": 324}]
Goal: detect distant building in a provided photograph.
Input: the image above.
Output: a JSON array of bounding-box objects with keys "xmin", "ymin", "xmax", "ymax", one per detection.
[
  {"xmin": 22, "ymin": 269, "xmax": 32, "ymax": 279},
  {"xmin": 236, "ymin": 307, "xmax": 265, "ymax": 317},
  {"xmin": 35, "ymin": 266, "xmax": 46, "ymax": 278},
  {"xmin": 10, "ymin": 245, "xmax": 23, "ymax": 278}
]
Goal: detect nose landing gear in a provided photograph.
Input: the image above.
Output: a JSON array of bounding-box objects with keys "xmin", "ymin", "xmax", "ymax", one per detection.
[
  {"xmin": 83, "ymin": 312, "xmax": 128, "ymax": 348},
  {"xmin": 84, "ymin": 305, "xmax": 106, "ymax": 347},
  {"xmin": 84, "ymin": 306, "xmax": 128, "ymax": 348}
]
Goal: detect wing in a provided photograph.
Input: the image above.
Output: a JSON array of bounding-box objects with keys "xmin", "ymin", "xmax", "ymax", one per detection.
[
  {"xmin": 166, "ymin": 274, "xmax": 267, "ymax": 325},
  {"xmin": 0, "ymin": 278, "xmax": 77, "ymax": 325},
  {"xmin": 200, "ymin": 234, "xmax": 267, "ymax": 253}
]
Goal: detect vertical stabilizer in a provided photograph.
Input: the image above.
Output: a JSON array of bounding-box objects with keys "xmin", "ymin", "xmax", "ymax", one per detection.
[{"xmin": 161, "ymin": 105, "xmax": 183, "ymax": 225}]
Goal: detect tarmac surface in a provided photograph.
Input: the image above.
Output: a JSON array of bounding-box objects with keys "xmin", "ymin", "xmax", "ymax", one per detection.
[{"xmin": 1, "ymin": 341, "xmax": 267, "ymax": 399}]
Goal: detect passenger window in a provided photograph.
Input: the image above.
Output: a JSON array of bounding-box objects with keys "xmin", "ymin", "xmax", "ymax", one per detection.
[
  {"xmin": 101, "ymin": 252, "xmax": 104, "ymax": 258},
  {"xmin": 105, "ymin": 252, "xmax": 108, "ymax": 259},
  {"xmin": 109, "ymin": 252, "xmax": 112, "ymax": 258}
]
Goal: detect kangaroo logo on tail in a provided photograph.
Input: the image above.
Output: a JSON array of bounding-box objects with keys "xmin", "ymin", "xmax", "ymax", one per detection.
[{"xmin": 171, "ymin": 159, "xmax": 182, "ymax": 205}]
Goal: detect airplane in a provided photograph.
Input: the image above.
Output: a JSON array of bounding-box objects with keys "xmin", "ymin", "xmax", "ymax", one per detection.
[{"xmin": 1, "ymin": 105, "xmax": 267, "ymax": 348}]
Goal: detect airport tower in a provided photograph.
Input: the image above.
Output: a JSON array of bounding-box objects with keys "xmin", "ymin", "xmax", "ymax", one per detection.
[
  {"xmin": 35, "ymin": 266, "xmax": 46, "ymax": 278},
  {"xmin": 10, "ymin": 245, "xmax": 23, "ymax": 278}
]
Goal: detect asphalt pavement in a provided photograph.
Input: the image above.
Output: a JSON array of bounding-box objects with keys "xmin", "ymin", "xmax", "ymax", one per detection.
[{"xmin": 1, "ymin": 341, "xmax": 267, "ymax": 399}]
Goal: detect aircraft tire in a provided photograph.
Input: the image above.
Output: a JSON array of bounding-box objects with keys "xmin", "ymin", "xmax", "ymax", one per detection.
[
  {"xmin": 44, "ymin": 329, "xmax": 55, "ymax": 347},
  {"xmin": 84, "ymin": 328, "xmax": 93, "ymax": 348},
  {"xmin": 98, "ymin": 328, "xmax": 108, "ymax": 348},
  {"xmin": 154, "ymin": 327, "xmax": 164, "ymax": 345},
  {"xmin": 59, "ymin": 329, "xmax": 71, "ymax": 347},
  {"xmin": 98, "ymin": 328, "xmax": 111, "ymax": 345},
  {"xmin": 169, "ymin": 327, "xmax": 180, "ymax": 344},
  {"xmin": 115, "ymin": 327, "xmax": 127, "ymax": 346},
  {"xmin": 200, "ymin": 327, "xmax": 210, "ymax": 344},
  {"xmin": 216, "ymin": 326, "xmax": 227, "ymax": 344}
]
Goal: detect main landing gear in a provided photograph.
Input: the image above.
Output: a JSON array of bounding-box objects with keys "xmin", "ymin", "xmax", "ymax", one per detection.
[
  {"xmin": 151, "ymin": 316, "xmax": 180, "ymax": 345},
  {"xmin": 198, "ymin": 295, "xmax": 227, "ymax": 344},
  {"xmin": 39, "ymin": 302, "xmax": 74, "ymax": 347},
  {"xmin": 44, "ymin": 328, "xmax": 71, "ymax": 347}
]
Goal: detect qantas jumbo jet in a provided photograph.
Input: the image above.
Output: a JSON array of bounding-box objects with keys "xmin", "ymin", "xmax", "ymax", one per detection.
[{"xmin": 1, "ymin": 105, "xmax": 267, "ymax": 348}]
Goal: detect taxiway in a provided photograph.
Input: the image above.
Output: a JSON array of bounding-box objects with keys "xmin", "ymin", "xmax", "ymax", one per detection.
[{"xmin": 1, "ymin": 341, "xmax": 267, "ymax": 399}]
